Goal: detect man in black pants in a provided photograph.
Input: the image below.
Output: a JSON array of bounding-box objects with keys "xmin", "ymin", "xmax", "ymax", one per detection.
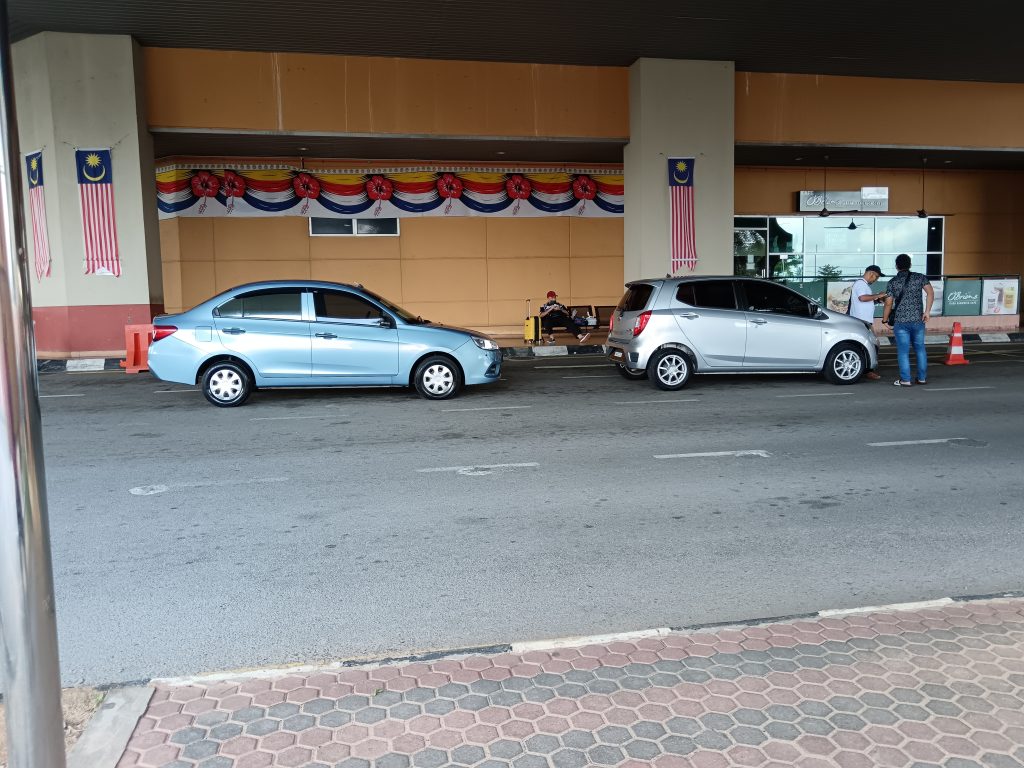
[{"xmin": 540, "ymin": 290, "xmax": 591, "ymax": 344}]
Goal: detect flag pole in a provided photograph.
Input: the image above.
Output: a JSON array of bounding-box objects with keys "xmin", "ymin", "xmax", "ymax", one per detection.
[{"xmin": 0, "ymin": 0, "xmax": 69, "ymax": 763}]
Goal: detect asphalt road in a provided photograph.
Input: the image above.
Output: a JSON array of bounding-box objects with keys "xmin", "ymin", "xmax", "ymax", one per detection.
[{"xmin": 33, "ymin": 343, "xmax": 1024, "ymax": 686}]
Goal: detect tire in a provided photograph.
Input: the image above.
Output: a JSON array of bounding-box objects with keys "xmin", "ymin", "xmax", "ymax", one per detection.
[
  {"xmin": 647, "ymin": 348, "xmax": 692, "ymax": 390},
  {"xmin": 616, "ymin": 362, "xmax": 647, "ymax": 380},
  {"xmin": 413, "ymin": 355, "xmax": 461, "ymax": 400},
  {"xmin": 201, "ymin": 361, "xmax": 252, "ymax": 407},
  {"xmin": 823, "ymin": 343, "xmax": 865, "ymax": 385}
]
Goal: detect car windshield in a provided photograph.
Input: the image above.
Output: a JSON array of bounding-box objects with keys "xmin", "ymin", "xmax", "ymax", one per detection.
[
  {"xmin": 617, "ymin": 283, "xmax": 656, "ymax": 312},
  {"xmin": 361, "ymin": 288, "xmax": 426, "ymax": 324}
]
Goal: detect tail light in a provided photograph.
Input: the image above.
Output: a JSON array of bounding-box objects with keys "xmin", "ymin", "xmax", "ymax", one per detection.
[
  {"xmin": 632, "ymin": 310, "xmax": 652, "ymax": 337},
  {"xmin": 609, "ymin": 312, "xmax": 615, "ymax": 332},
  {"xmin": 152, "ymin": 325, "xmax": 177, "ymax": 342}
]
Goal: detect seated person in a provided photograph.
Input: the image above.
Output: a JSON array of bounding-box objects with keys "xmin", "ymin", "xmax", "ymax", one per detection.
[{"xmin": 540, "ymin": 290, "xmax": 590, "ymax": 344}]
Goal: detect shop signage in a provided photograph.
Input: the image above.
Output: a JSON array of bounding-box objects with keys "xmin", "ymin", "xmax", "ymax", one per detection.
[
  {"xmin": 981, "ymin": 278, "xmax": 1019, "ymax": 316},
  {"xmin": 943, "ymin": 279, "xmax": 983, "ymax": 316},
  {"xmin": 798, "ymin": 187, "xmax": 889, "ymax": 212}
]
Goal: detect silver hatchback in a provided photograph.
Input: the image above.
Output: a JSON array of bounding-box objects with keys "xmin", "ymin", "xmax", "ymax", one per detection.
[{"xmin": 606, "ymin": 276, "xmax": 878, "ymax": 389}]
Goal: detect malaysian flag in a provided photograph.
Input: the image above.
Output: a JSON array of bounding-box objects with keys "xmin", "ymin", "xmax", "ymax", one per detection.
[
  {"xmin": 668, "ymin": 158, "xmax": 697, "ymax": 273},
  {"xmin": 25, "ymin": 151, "xmax": 51, "ymax": 280},
  {"xmin": 76, "ymin": 148, "xmax": 121, "ymax": 276}
]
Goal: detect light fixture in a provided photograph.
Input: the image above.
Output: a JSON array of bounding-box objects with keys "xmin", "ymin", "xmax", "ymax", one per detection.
[
  {"xmin": 298, "ymin": 146, "xmax": 309, "ymax": 152},
  {"xmin": 917, "ymin": 157, "xmax": 928, "ymax": 218},
  {"xmin": 496, "ymin": 150, "xmax": 506, "ymax": 156}
]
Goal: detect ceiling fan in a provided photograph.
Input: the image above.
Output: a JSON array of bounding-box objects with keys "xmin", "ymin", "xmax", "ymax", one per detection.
[{"xmin": 825, "ymin": 217, "xmax": 871, "ymax": 230}]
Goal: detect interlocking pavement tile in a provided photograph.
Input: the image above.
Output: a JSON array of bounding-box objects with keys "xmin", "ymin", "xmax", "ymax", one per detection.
[{"xmin": 121, "ymin": 598, "xmax": 1024, "ymax": 766}]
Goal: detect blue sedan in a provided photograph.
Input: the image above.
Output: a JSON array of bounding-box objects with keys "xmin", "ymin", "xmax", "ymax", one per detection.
[{"xmin": 148, "ymin": 281, "xmax": 502, "ymax": 406}]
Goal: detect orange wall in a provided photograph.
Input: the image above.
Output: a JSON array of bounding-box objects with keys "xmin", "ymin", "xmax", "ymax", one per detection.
[
  {"xmin": 144, "ymin": 49, "xmax": 629, "ymax": 138},
  {"xmin": 735, "ymin": 166, "xmax": 1024, "ymax": 275},
  {"xmin": 159, "ymin": 217, "xmax": 626, "ymax": 327},
  {"xmin": 736, "ymin": 72, "xmax": 1024, "ymax": 148}
]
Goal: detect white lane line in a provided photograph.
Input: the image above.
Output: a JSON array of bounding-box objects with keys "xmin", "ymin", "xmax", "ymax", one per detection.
[
  {"xmin": 654, "ymin": 450, "xmax": 771, "ymax": 459},
  {"xmin": 250, "ymin": 414, "xmax": 327, "ymax": 421},
  {"xmin": 614, "ymin": 399, "xmax": 699, "ymax": 405},
  {"xmin": 534, "ymin": 364, "xmax": 611, "ymax": 369},
  {"xmin": 922, "ymin": 386, "xmax": 995, "ymax": 392},
  {"xmin": 777, "ymin": 392, "xmax": 855, "ymax": 398},
  {"xmin": 443, "ymin": 405, "xmax": 532, "ymax": 412},
  {"xmin": 129, "ymin": 477, "xmax": 289, "ymax": 495},
  {"xmin": 819, "ymin": 598, "xmax": 953, "ymax": 618},
  {"xmin": 39, "ymin": 393, "xmax": 85, "ymax": 398},
  {"xmin": 562, "ymin": 375, "xmax": 618, "ymax": 379},
  {"xmin": 417, "ymin": 462, "xmax": 539, "ymax": 476},
  {"xmin": 154, "ymin": 389, "xmax": 198, "ymax": 394},
  {"xmin": 868, "ymin": 438, "xmax": 966, "ymax": 447}
]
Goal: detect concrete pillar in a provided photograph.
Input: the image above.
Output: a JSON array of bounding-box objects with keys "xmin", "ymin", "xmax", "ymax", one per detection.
[
  {"xmin": 623, "ymin": 59, "xmax": 735, "ymax": 282},
  {"xmin": 13, "ymin": 32, "xmax": 161, "ymax": 356}
]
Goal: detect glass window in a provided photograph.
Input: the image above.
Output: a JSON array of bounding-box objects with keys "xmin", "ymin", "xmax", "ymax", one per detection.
[
  {"xmin": 315, "ymin": 290, "xmax": 384, "ymax": 321},
  {"xmin": 875, "ymin": 217, "xmax": 927, "ymax": 253},
  {"xmin": 734, "ymin": 216, "xmax": 767, "ymax": 228},
  {"xmin": 770, "ymin": 217, "xmax": 803, "ymax": 253},
  {"xmin": 309, "ymin": 218, "xmax": 399, "ymax": 236},
  {"xmin": 804, "ymin": 217, "xmax": 875, "ymax": 255},
  {"xmin": 617, "ymin": 284, "xmax": 655, "ymax": 312},
  {"xmin": 743, "ymin": 281, "xmax": 811, "ymax": 316},
  {"xmin": 217, "ymin": 290, "xmax": 303, "ymax": 320},
  {"xmin": 734, "ymin": 229, "xmax": 767, "ymax": 276},
  {"xmin": 683, "ymin": 280, "xmax": 738, "ymax": 310}
]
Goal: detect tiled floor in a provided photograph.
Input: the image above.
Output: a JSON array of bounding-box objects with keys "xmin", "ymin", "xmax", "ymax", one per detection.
[{"xmin": 119, "ymin": 598, "xmax": 1024, "ymax": 767}]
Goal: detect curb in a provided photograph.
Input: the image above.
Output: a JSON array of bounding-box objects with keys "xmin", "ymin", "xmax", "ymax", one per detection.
[
  {"xmin": 32, "ymin": 332, "xmax": 1024, "ymax": 373},
  {"xmin": 67, "ymin": 686, "xmax": 153, "ymax": 768}
]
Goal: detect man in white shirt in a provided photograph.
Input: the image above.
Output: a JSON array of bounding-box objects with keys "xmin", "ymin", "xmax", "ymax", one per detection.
[{"xmin": 847, "ymin": 265, "xmax": 887, "ymax": 380}]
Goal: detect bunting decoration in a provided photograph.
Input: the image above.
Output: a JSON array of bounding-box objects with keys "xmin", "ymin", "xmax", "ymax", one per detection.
[
  {"xmin": 25, "ymin": 151, "xmax": 52, "ymax": 280},
  {"xmin": 668, "ymin": 158, "xmax": 697, "ymax": 273},
  {"xmin": 156, "ymin": 164, "xmax": 624, "ymax": 220},
  {"xmin": 76, "ymin": 149, "xmax": 121, "ymax": 277}
]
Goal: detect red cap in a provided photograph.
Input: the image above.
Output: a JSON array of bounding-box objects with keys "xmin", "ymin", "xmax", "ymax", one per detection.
[{"xmin": 546, "ymin": 290, "xmax": 557, "ymax": 298}]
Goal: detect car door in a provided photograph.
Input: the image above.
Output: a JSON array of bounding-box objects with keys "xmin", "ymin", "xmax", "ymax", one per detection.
[
  {"xmin": 309, "ymin": 289, "xmax": 399, "ymax": 377},
  {"xmin": 213, "ymin": 289, "xmax": 311, "ymax": 377},
  {"xmin": 740, "ymin": 280, "xmax": 823, "ymax": 368},
  {"xmin": 671, "ymin": 280, "xmax": 747, "ymax": 368}
]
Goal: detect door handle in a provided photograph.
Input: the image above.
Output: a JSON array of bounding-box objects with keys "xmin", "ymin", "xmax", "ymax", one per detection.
[
  {"xmin": 676, "ymin": 312, "xmax": 699, "ymax": 319},
  {"xmin": 221, "ymin": 327, "xmax": 246, "ymax": 335},
  {"xmin": 750, "ymin": 318, "xmax": 768, "ymax": 325},
  {"xmin": 315, "ymin": 332, "xmax": 338, "ymax": 339}
]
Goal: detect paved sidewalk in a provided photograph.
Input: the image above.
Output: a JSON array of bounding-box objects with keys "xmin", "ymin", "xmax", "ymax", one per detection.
[{"xmin": 118, "ymin": 598, "xmax": 1024, "ymax": 768}]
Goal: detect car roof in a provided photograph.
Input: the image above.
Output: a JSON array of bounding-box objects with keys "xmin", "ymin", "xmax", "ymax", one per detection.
[
  {"xmin": 221, "ymin": 280, "xmax": 364, "ymax": 293},
  {"xmin": 627, "ymin": 275, "xmax": 782, "ymax": 287}
]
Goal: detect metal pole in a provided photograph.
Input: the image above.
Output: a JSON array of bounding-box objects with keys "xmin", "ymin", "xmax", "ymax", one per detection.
[{"xmin": 0, "ymin": 0, "xmax": 68, "ymax": 762}]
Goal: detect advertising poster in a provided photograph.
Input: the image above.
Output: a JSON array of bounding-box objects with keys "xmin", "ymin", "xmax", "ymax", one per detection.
[
  {"xmin": 982, "ymin": 278, "xmax": 1020, "ymax": 315},
  {"xmin": 943, "ymin": 279, "xmax": 983, "ymax": 316},
  {"xmin": 826, "ymin": 281, "xmax": 852, "ymax": 314}
]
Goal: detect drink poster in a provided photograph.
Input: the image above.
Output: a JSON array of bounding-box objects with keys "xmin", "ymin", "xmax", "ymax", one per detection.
[
  {"xmin": 943, "ymin": 279, "xmax": 982, "ymax": 316},
  {"xmin": 981, "ymin": 278, "xmax": 1019, "ymax": 315}
]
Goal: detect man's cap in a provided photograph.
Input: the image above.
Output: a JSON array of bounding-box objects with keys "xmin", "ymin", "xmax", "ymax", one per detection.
[
  {"xmin": 895, "ymin": 253, "xmax": 912, "ymax": 269},
  {"xmin": 546, "ymin": 290, "xmax": 557, "ymax": 298},
  {"xmin": 866, "ymin": 265, "xmax": 885, "ymax": 277}
]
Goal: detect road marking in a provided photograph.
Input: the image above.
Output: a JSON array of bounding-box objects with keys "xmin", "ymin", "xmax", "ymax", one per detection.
[
  {"xmin": 417, "ymin": 462, "xmax": 539, "ymax": 476},
  {"xmin": 512, "ymin": 627, "xmax": 671, "ymax": 653},
  {"xmin": 922, "ymin": 386, "xmax": 995, "ymax": 392},
  {"xmin": 654, "ymin": 450, "xmax": 771, "ymax": 460},
  {"xmin": 154, "ymin": 388, "xmax": 198, "ymax": 393},
  {"xmin": 562, "ymin": 375, "xmax": 618, "ymax": 379},
  {"xmin": 65, "ymin": 358, "xmax": 105, "ymax": 372},
  {"xmin": 129, "ymin": 477, "xmax": 289, "ymax": 495},
  {"xmin": 39, "ymin": 393, "xmax": 85, "ymax": 398},
  {"xmin": 534, "ymin": 364, "xmax": 611, "ymax": 369},
  {"xmin": 250, "ymin": 414, "xmax": 328, "ymax": 421},
  {"xmin": 776, "ymin": 392, "xmax": 854, "ymax": 398},
  {"xmin": 443, "ymin": 405, "xmax": 532, "ymax": 412},
  {"xmin": 614, "ymin": 399, "xmax": 699, "ymax": 405},
  {"xmin": 867, "ymin": 438, "xmax": 966, "ymax": 447},
  {"xmin": 819, "ymin": 598, "xmax": 953, "ymax": 618}
]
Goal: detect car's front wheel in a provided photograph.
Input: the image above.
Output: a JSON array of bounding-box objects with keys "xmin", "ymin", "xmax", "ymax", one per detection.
[
  {"xmin": 616, "ymin": 363, "xmax": 647, "ymax": 380},
  {"xmin": 201, "ymin": 361, "xmax": 252, "ymax": 407},
  {"xmin": 648, "ymin": 349, "xmax": 692, "ymax": 390},
  {"xmin": 413, "ymin": 355, "xmax": 461, "ymax": 400},
  {"xmin": 823, "ymin": 343, "xmax": 865, "ymax": 384}
]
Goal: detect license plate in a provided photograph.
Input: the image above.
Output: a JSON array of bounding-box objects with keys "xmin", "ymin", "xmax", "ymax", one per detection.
[{"xmin": 610, "ymin": 349, "xmax": 624, "ymax": 360}]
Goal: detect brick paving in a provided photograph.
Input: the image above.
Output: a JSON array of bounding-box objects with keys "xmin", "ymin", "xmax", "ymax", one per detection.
[{"xmin": 119, "ymin": 598, "xmax": 1024, "ymax": 768}]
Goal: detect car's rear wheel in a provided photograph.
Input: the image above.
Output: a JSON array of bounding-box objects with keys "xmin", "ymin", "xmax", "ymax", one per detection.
[
  {"xmin": 823, "ymin": 343, "xmax": 865, "ymax": 384},
  {"xmin": 413, "ymin": 355, "xmax": 461, "ymax": 400},
  {"xmin": 648, "ymin": 349, "xmax": 692, "ymax": 390},
  {"xmin": 616, "ymin": 362, "xmax": 647, "ymax": 380},
  {"xmin": 201, "ymin": 361, "xmax": 252, "ymax": 407}
]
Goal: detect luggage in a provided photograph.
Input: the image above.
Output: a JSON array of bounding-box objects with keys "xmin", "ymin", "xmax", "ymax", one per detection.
[{"xmin": 524, "ymin": 299, "xmax": 542, "ymax": 344}]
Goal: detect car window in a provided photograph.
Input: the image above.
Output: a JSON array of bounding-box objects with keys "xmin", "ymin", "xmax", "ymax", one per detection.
[
  {"xmin": 314, "ymin": 290, "xmax": 385, "ymax": 322},
  {"xmin": 616, "ymin": 284, "xmax": 655, "ymax": 312},
  {"xmin": 744, "ymin": 282, "xmax": 812, "ymax": 316},
  {"xmin": 677, "ymin": 281, "xmax": 738, "ymax": 310},
  {"xmin": 216, "ymin": 290, "xmax": 303, "ymax": 320}
]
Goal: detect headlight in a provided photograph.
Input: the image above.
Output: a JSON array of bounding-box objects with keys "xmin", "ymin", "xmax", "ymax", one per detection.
[{"xmin": 472, "ymin": 336, "xmax": 499, "ymax": 350}]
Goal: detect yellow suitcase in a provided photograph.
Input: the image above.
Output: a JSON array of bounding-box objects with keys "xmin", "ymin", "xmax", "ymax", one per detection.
[{"xmin": 524, "ymin": 299, "xmax": 542, "ymax": 344}]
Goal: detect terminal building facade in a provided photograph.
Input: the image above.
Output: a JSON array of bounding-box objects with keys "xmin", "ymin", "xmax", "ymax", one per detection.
[{"xmin": 11, "ymin": 16, "xmax": 1024, "ymax": 356}]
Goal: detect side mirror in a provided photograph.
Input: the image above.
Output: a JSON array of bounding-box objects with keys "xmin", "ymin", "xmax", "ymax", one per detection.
[
  {"xmin": 377, "ymin": 316, "xmax": 394, "ymax": 329},
  {"xmin": 808, "ymin": 303, "xmax": 819, "ymax": 317}
]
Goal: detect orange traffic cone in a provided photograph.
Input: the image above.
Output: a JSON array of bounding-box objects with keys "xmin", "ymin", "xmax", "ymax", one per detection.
[{"xmin": 943, "ymin": 321, "xmax": 970, "ymax": 366}]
